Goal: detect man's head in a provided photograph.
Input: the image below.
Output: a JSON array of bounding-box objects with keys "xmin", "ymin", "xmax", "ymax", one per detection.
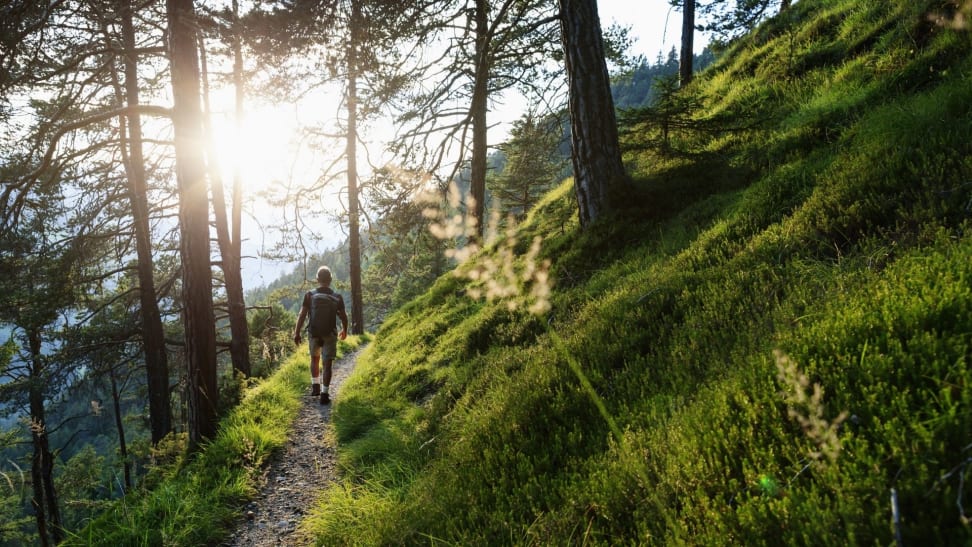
[{"xmin": 316, "ymin": 266, "xmax": 332, "ymax": 286}]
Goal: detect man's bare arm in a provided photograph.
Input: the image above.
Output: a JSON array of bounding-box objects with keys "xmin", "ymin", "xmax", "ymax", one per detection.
[{"xmin": 294, "ymin": 306, "xmax": 308, "ymax": 344}]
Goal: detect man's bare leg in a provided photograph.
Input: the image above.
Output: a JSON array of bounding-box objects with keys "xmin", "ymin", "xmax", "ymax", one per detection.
[
  {"xmin": 323, "ymin": 359, "xmax": 333, "ymax": 388},
  {"xmin": 320, "ymin": 359, "xmax": 333, "ymax": 404},
  {"xmin": 311, "ymin": 355, "xmax": 321, "ymax": 396}
]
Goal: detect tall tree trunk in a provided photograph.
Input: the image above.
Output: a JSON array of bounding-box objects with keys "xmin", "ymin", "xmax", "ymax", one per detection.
[
  {"xmin": 347, "ymin": 2, "xmax": 365, "ymax": 335},
  {"xmin": 232, "ymin": 0, "xmax": 244, "ymax": 260},
  {"xmin": 679, "ymin": 0, "xmax": 695, "ymax": 86},
  {"xmin": 27, "ymin": 329, "xmax": 60, "ymax": 545},
  {"xmin": 29, "ymin": 436, "xmax": 48, "ymax": 547},
  {"xmin": 558, "ymin": 0, "xmax": 628, "ymax": 227},
  {"xmin": 118, "ymin": 0, "xmax": 172, "ymax": 444},
  {"xmin": 109, "ymin": 368, "xmax": 131, "ymax": 491},
  {"xmin": 229, "ymin": 0, "xmax": 250, "ymax": 368},
  {"xmin": 198, "ymin": 34, "xmax": 251, "ymax": 378},
  {"xmin": 469, "ymin": 0, "xmax": 489, "ymax": 238},
  {"xmin": 167, "ymin": 0, "xmax": 219, "ymax": 448}
]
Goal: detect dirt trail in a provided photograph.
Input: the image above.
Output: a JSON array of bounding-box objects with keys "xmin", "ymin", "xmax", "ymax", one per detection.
[{"xmin": 221, "ymin": 351, "xmax": 357, "ymax": 546}]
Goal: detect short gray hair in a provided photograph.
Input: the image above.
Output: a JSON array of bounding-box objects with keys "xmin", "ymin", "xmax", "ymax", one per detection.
[{"xmin": 316, "ymin": 266, "xmax": 332, "ymax": 284}]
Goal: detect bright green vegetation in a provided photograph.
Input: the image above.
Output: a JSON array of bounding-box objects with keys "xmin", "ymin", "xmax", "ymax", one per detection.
[
  {"xmin": 304, "ymin": 1, "xmax": 972, "ymax": 545},
  {"xmin": 63, "ymin": 336, "xmax": 365, "ymax": 546}
]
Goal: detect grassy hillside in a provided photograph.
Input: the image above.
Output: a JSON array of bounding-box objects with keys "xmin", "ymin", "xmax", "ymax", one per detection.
[{"xmin": 306, "ymin": 1, "xmax": 972, "ymax": 544}]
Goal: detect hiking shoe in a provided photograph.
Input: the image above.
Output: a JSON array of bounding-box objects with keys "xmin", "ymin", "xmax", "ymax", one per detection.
[
  {"xmin": 311, "ymin": 384, "xmax": 320, "ymax": 397},
  {"xmin": 319, "ymin": 391, "xmax": 330, "ymax": 405}
]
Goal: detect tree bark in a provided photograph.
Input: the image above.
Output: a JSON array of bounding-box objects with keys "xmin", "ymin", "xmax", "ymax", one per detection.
[
  {"xmin": 679, "ymin": 0, "xmax": 695, "ymax": 86},
  {"xmin": 29, "ymin": 439, "xmax": 48, "ymax": 547},
  {"xmin": 558, "ymin": 0, "xmax": 628, "ymax": 227},
  {"xmin": 109, "ymin": 368, "xmax": 131, "ymax": 491},
  {"xmin": 118, "ymin": 0, "xmax": 172, "ymax": 444},
  {"xmin": 229, "ymin": 0, "xmax": 251, "ymax": 371},
  {"xmin": 469, "ymin": 0, "xmax": 490, "ymax": 238},
  {"xmin": 27, "ymin": 329, "xmax": 61, "ymax": 545},
  {"xmin": 347, "ymin": 1, "xmax": 365, "ymax": 335},
  {"xmin": 167, "ymin": 0, "xmax": 219, "ymax": 447}
]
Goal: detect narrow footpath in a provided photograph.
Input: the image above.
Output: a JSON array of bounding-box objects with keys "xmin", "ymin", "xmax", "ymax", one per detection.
[{"xmin": 221, "ymin": 350, "xmax": 358, "ymax": 546}]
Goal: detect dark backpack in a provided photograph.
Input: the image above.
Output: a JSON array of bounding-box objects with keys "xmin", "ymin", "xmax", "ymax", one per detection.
[{"xmin": 307, "ymin": 289, "xmax": 340, "ymax": 338}]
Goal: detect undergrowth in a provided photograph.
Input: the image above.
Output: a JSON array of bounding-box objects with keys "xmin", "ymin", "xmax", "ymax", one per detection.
[{"xmin": 63, "ymin": 335, "xmax": 365, "ymax": 546}]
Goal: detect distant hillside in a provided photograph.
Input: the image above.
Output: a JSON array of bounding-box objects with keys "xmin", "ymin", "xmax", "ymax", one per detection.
[
  {"xmin": 304, "ymin": 0, "xmax": 972, "ymax": 545},
  {"xmin": 246, "ymin": 245, "xmax": 352, "ymax": 313},
  {"xmin": 612, "ymin": 45, "xmax": 718, "ymax": 109}
]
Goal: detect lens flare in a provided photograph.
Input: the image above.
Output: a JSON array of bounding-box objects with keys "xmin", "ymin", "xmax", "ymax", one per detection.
[{"xmin": 758, "ymin": 474, "xmax": 779, "ymax": 497}]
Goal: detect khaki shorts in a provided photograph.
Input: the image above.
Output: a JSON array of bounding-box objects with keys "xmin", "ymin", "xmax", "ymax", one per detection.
[{"xmin": 309, "ymin": 334, "xmax": 338, "ymax": 360}]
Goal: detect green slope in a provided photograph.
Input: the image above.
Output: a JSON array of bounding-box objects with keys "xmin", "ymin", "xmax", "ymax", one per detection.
[{"xmin": 307, "ymin": 1, "xmax": 972, "ymax": 544}]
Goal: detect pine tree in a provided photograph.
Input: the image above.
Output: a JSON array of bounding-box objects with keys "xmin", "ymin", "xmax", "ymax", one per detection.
[{"xmin": 490, "ymin": 111, "xmax": 568, "ymax": 220}]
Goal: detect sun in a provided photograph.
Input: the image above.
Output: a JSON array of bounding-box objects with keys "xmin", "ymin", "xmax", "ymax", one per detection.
[{"xmin": 210, "ymin": 103, "xmax": 299, "ymax": 197}]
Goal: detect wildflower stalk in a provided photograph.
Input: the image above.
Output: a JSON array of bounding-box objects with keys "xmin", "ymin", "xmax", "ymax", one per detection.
[
  {"xmin": 774, "ymin": 349, "xmax": 848, "ymax": 464},
  {"xmin": 423, "ymin": 182, "xmax": 642, "ymax": 480}
]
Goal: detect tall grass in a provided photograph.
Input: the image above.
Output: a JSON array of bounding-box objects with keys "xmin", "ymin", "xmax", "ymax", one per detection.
[{"xmin": 63, "ymin": 335, "xmax": 365, "ymax": 546}]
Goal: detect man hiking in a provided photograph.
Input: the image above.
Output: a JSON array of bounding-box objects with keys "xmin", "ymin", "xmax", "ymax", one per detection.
[{"xmin": 294, "ymin": 266, "xmax": 349, "ymax": 404}]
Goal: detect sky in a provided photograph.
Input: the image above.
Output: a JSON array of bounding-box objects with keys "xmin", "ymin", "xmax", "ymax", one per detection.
[
  {"xmin": 236, "ymin": 0, "xmax": 705, "ymax": 291},
  {"xmin": 599, "ymin": 0, "xmax": 695, "ymax": 59}
]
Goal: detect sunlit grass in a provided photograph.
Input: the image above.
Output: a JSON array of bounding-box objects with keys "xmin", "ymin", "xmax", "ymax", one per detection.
[
  {"xmin": 63, "ymin": 335, "xmax": 366, "ymax": 546},
  {"xmin": 302, "ymin": 0, "xmax": 972, "ymax": 544}
]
